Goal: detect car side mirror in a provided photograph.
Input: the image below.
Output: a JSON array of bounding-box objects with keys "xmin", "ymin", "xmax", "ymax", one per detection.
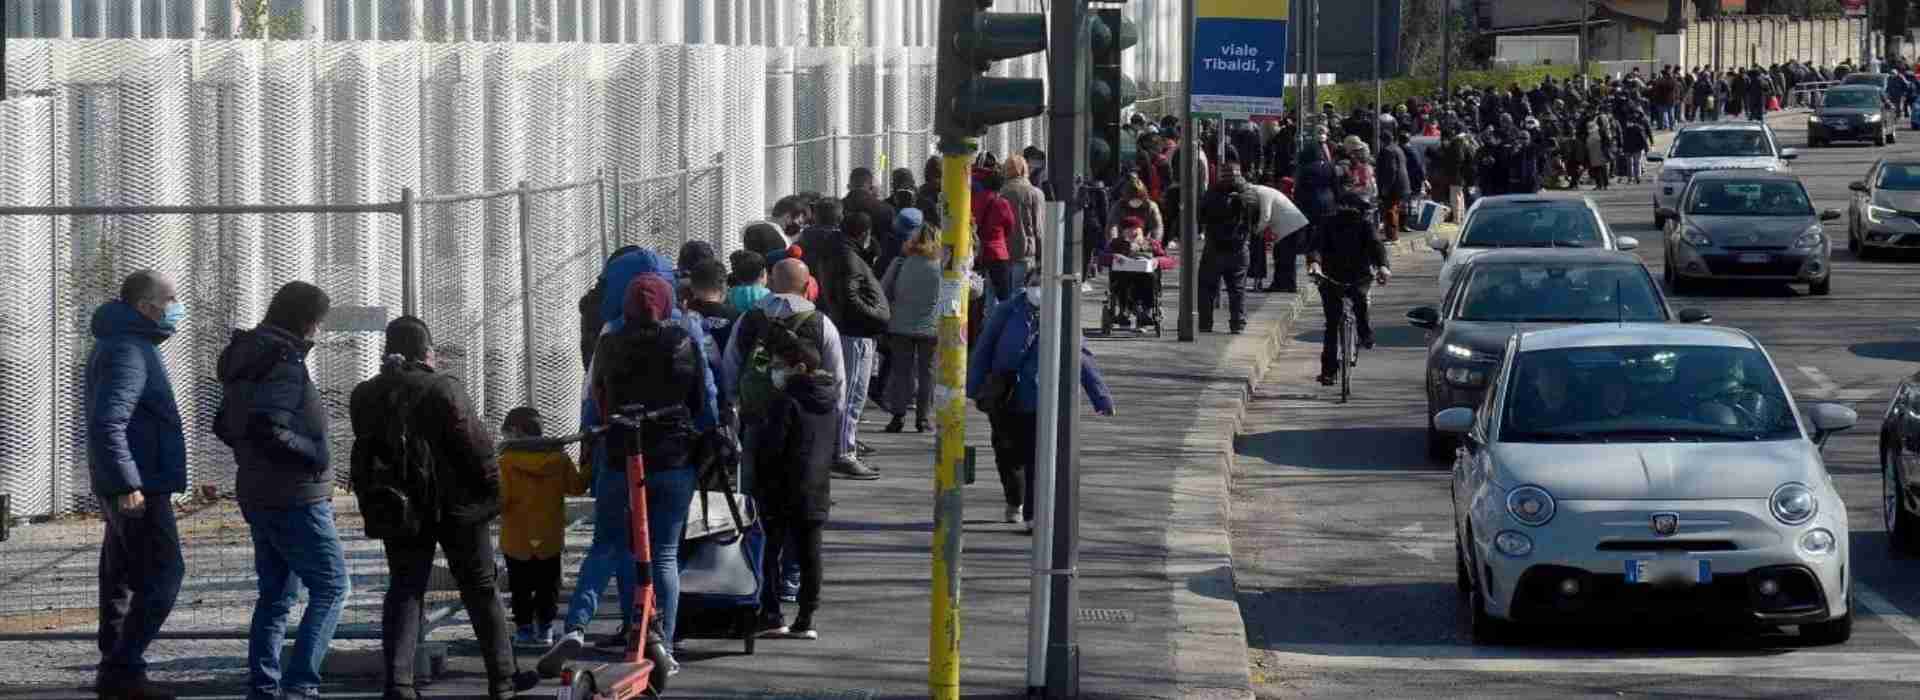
[
  {"xmin": 1646, "ymin": 154, "xmax": 1665, "ymax": 162},
  {"xmin": 1808, "ymin": 402, "xmax": 1858, "ymax": 447},
  {"xmin": 1407, "ymin": 306, "xmax": 1441, "ymax": 329},
  {"xmin": 1780, "ymin": 148, "xmax": 1800, "ymax": 160},
  {"xmin": 1849, "ymin": 180, "xmax": 1869, "ymax": 193},
  {"xmin": 1434, "ymin": 407, "xmax": 1475, "ymax": 434},
  {"xmin": 1820, "ymin": 208, "xmax": 1843, "ymax": 221},
  {"xmin": 1677, "ymin": 308, "xmax": 1712, "ymax": 324},
  {"xmin": 1616, "ymin": 236, "xmax": 1640, "ymax": 251},
  {"xmin": 1428, "ymin": 237, "xmax": 1451, "ymax": 255}
]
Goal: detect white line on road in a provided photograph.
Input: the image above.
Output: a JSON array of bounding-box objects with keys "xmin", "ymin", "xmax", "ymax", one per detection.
[
  {"xmin": 1854, "ymin": 582, "xmax": 1920, "ymax": 651},
  {"xmin": 1797, "ymin": 366, "xmax": 1879, "ymax": 402},
  {"xmin": 1257, "ymin": 647, "xmax": 1920, "ymax": 683},
  {"xmin": 1389, "ymin": 522, "xmax": 1443, "ymax": 562}
]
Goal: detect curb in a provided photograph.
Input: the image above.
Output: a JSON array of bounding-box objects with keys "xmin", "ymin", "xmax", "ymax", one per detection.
[{"xmin": 1164, "ymin": 287, "xmax": 1305, "ymax": 700}]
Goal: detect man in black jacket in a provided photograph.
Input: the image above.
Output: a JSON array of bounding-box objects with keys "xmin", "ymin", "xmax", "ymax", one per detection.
[
  {"xmin": 215, "ymin": 281, "xmax": 347, "ymax": 700},
  {"xmin": 350, "ymin": 317, "xmax": 535, "ymax": 700},
  {"xmin": 1304, "ymin": 193, "xmax": 1391, "ymax": 386},
  {"xmin": 841, "ymin": 167, "xmax": 896, "ymax": 246},
  {"xmin": 796, "ymin": 200, "xmax": 891, "ymax": 477},
  {"xmin": 1198, "ymin": 163, "xmax": 1258, "ymax": 333}
]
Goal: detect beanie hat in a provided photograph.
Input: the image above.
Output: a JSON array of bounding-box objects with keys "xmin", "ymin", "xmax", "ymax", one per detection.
[{"xmin": 623, "ymin": 275, "xmax": 674, "ymax": 326}]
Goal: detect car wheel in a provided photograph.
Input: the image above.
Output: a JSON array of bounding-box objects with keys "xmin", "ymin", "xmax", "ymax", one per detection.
[
  {"xmin": 1810, "ymin": 276, "xmax": 1831, "ymax": 296},
  {"xmin": 1468, "ymin": 579, "xmax": 1510, "ymax": 645},
  {"xmin": 1887, "ymin": 448, "xmax": 1920, "ymax": 555},
  {"xmin": 1801, "ymin": 612, "xmax": 1853, "ymax": 646}
]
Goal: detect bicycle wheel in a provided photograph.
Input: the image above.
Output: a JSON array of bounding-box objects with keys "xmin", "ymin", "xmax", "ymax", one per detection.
[{"xmin": 1340, "ymin": 305, "xmax": 1356, "ymax": 403}]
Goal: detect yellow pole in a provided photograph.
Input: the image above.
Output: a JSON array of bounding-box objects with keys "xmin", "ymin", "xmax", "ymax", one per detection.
[{"xmin": 930, "ymin": 149, "xmax": 974, "ymax": 700}]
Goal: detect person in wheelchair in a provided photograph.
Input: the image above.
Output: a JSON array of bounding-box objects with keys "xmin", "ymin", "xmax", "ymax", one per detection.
[{"xmin": 1103, "ymin": 216, "xmax": 1177, "ymax": 328}]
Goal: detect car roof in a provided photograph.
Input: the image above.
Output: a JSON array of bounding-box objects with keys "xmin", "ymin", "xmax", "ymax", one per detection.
[
  {"xmin": 1675, "ymin": 122, "xmax": 1770, "ymax": 132},
  {"xmin": 1829, "ymin": 84, "xmax": 1882, "ymax": 92},
  {"xmin": 1460, "ymin": 249, "xmax": 1644, "ymax": 266},
  {"xmin": 1516, "ymin": 323, "xmax": 1757, "ymax": 352},
  {"xmin": 1688, "ymin": 168, "xmax": 1801, "ymax": 182},
  {"xmin": 1471, "ymin": 193, "xmax": 1594, "ymax": 207}
]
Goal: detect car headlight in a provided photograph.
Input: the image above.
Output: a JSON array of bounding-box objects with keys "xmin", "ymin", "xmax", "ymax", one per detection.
[
  {"xmin": 1494, "ymin": 530, "xmax": 1534, "ymax": 557},
  {"xmin": 1770, "ymin": 482, "xmax": 1818, "ymax": 526},
  {"xmin": 1808, "ymin": 114, "xmax": 1822, "ymax": 124},
  {"xmin": 1660, "ymin": 168, "xmax": 1689, "ymax": 182},
  {"xmin": 1444, "ymin": 366, "xmax": 1488, "ymax": 387},
  {"xmin": 1866, "ymin": 113, "xmax": 1884, "ymax": 122},
  {"xmin": 1799, "ymin": 528, "xmax": 1837, "ymax": 556},
  {"xmin": 1506, "ymin": 485, "xmax": 1556, "ymax": 527},
  {"xmin": 1792, "ymin": 225, "xmax": 1825, "ymax": 249},
  {"xmin": 1867, "ymin": 204, "xmax": 1899, "ymax": 224},
  {"xmin": 1444, "ymin": 343, "xmax": 1477, "ymax": 360},
  {"xmin": 1682, "ymin": 227, "xmax": 1712, "ymax": 247}
]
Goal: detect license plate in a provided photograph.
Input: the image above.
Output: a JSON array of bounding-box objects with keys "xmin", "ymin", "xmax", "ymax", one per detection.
[
  {"xmin": 1626, "ymin": 559, "xmax": 1711, "ymax": 585},
  {"xmin": 1826, "ymin": 119, "xmax": 1850, "ymax": 127},
  {"xmin": 1737, "ymin": 253, "xmax": 1771, "ymax": 264}
]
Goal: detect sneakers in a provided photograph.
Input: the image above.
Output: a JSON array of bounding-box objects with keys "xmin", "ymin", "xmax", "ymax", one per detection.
[
  {"xmin": 831, "ymin": 458, "xmax": 880, "ymax": 480},
  {"xmin": 647, "ymin": 638, "xmax": 681, "ymax": 678},
  {"xmin": 595, "ymin": 623, "xmax": 631, "ymax": 649},
  {"xmin": 856, "ymin": 440, "xmax": 877, "ymax": 457},
  {"xmin": 1315, "ymin": 373, "xmax": 1336, "ymax": 386},
  {"xmin": 536, "ymin": 629, "xmax": 587, "ymax": 678},
  {"xmin": 1004, "ymin": 504, "xmax": 1021, "ymax": 523},
  {"xmin": 915, "ymin": 418, "xmax": 931, "ymax": 433},
  {"xmin": 755, "ymin": 611, "xmax": 789, "ymax": 638},
  {"xmin": 884, "ymin": 416, "xmax": 906, "ymax": 433},
  {"xmin": 784, "ymin": 613, "xmax": 820, "ymax": 641}
]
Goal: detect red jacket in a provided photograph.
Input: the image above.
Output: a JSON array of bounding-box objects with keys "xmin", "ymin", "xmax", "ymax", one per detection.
[{"xmin": 973, "ymin": 190, "xmax": 1016, "ymax": 262}]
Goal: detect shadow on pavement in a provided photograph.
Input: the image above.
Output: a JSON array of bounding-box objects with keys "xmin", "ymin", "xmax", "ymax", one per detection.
[
  {"xmin": 1236, "ymin": 427, "xmax": 1431, "ymax": 472},
  {"xmin": 1851, "ymin": 340, "xmax": 1920, "ymax": 362},
  {"xmin": 1292, "ymin": 325, "xmax": 1428, "ymax": 349}
]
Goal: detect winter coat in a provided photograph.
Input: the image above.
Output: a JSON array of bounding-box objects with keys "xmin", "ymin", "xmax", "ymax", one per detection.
[
  {"xmin": 85, "ymin": 301, "xmax": 187, "ymax": 498},
  {"xmin": 216, "ymin": 323, "xmax": 331, "ymax": 509},
  {"xmin": 752, "ymin": 369, "xmax": 839, "ymax": 522},
  {"xmin": 1000, "ymin": 178, "xmax": 1045, "ymax": 263},
  {"xmin": 915, "ymin": 182, "xmax": 944, "ymax": 227},
  {"xmin": 966, "ymin": 291, "xmax": 1114, "ymax": 416},
  {"xmin": 498, "ymin": 445, "xmax": 588, "ymax": 560},
  {"xmin": 797, "ymin": 226, "xmax": 893, "ymax": 338},
  {"xmin": 1375, "ymin": 143, "xmax": 1411, "ymax": 200},
  {"xmin": 1294, "ymin": 147, "xmax": 1341, "ymax": 220},
  {"xmin": 1107, "ymin": 197, "xmax": 1165, "ymax": 242},
  {"xmin": 721, "ymin": 293, "xmax": 847, "ymax": 410},
  {"xmin": 1304, "ymin": 207, "xmax": 1389, "ymax": 284},
  {"xmin": 881, "ymin": 254, "xmax": 942, "ymax": 339},
  {"xmin": 841, "ymin": 189, "xmax": 897, "ymax": 250},
  {"xmin": 1401, "ymin": 143, "xmax": 1427, "ymax": 196},
  {"xmin": 582, "ymin": 248, "xmax": 720, "ymax": 461},
  {"xmin": 348, "ymin": 358, "xmax": 502, "ymax": 526},
  {"xmin": 592, "ymin": 319, "xmax": 706, "ymax": 473},
  {"xmin": 972, "ymin": 189, "xmax": 1018, "ymax": 264}
]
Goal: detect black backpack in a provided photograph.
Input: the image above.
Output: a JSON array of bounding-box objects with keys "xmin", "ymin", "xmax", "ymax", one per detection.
[
  {"xmin": 349, "ymin": 376, "xmax": 437, "ymax": 540},
  {"xmin": 1203, "ymin": 186, "xmax": 1257, "ymax": 251}
]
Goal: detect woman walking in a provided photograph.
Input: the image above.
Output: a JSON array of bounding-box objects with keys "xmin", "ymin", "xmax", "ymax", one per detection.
[{"xmin": 880, "ymin": 223, "xmax": 943, "ymax": 434}]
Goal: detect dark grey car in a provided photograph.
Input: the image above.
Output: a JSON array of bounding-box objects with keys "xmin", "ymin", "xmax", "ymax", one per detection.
[
  {"xmin": 1808, "ymin": 85, "xmax": 1893, "ymax": 147},
  {"xmin": 1663, "ymin": 170, "xmax": 1841, "ymax": 296},
  {"xmin": 1406, "ymin": 249, "xmax": 1709, "ymax": 461}
]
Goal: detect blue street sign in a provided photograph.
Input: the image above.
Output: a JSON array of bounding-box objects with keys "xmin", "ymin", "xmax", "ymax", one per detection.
[{"xmin": 1191, "ymin": 1, "xmax": 1288, "ymax": 117}]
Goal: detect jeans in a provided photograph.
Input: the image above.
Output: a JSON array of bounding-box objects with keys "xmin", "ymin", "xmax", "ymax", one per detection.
[
  {"xmin": 242, "ymin": 501, "xmax": 350, "ymax": 700},
  {"xmin": 988, "ymin": 409, "xmax": 1040, "ymax": 521},
  {"xmin": 97, "ymin": 493, "xmax": 185, "ymax": 684},
  {"xmin": 1628, "ymin": 151, "xmax": 1645, "ymax": 181},
  {"xmin": 506, "ymin": 555, "xmax": 562, "ymax": 629},
  {"xmin": 885, "ymin": 334, "xmax": 937, "ymax": 420},
  {"xmin": 643, "ymin": 466, "xmax": 695, "ymax": 643},
  {"xmin": 759, "ymin": 518, "xmax": 824, "ymax": 621},
  {"xmin": 838, "ymin": 335, "xmax": 876, "ymax": 460},
  {"xmin": 1198, "ymin": 245, "xmax": 1249, "ymax": 329},
  {"xmin": 1317, "ymin": 278, "xmax": 1375, "ymax": 377},
  {"xmin": 564, "ymin": 464, "xmax": 636, "ymax": 632},
  {"xmin": 381, "ymin": 520, "xmax": 517, "ymax": 699}
]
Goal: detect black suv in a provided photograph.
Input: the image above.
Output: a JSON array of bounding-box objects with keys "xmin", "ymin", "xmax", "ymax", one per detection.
[{"xmin": 1809, "ymin": 85, "xmax": 1895, "ymax": 147}]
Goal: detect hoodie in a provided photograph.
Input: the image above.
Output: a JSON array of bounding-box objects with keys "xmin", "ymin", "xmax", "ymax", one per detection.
[
  {"xmin": 721, "ymin": 293, "xmax": 846, "ymax": 409},
  {"xmin": 498, "ymin": 444, "xmax": 588, "ymax": 559},
  {"xmin": 85, "ymin": 301, "xmax": 187, "ymax": 498},
  {"xmin": 216, "ymin": 323, "xmax": 332, "ymax": 508}
]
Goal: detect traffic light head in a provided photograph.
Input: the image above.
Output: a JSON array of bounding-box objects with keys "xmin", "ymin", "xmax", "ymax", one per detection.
[
  {"xmin": 1088, "ymin": 9, "xmax": 1139, "ymax": 186},
  {"xmin": 936, "ymin": 0, "xmax": 1049, "ymax": 152}
]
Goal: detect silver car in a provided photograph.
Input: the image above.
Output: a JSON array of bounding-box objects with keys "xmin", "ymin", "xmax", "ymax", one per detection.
[
  {"xmin": 1427, "ymin": 194, "xmax": 1635, "ymax": 295},
  {"xmin": 1649, "ymin": 122, "xmax": 1796, "ymax": 230},
  {"xmin": 1437, "ymin": 323, "xmax": 1858, "ymax": 645}
]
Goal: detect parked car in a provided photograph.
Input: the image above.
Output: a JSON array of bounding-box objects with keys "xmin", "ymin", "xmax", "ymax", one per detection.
[
  {"xmin": 1808, "ymin": 85, "xmax": 1894, "ymax": 147},
  {"xmin": 1408, "ymin": 249, "xmax": 1709, "ymax": 461},
  {"xmin": 1878, "ymin": 372, "xmax": 1920, "ymax": 553},
  {"xmin": 1439, "ymin": 323, "xmax": 1858, "ymax": 645},
  {"xmin": 1845, "ymin": 158, "xmax": 1920, "ymax": 258},
  {"xmin": 1662, "ymin": 170, "xmax": 1839, "ymax": 296},
  {"xmin": 1648, "ymin": 122, "xmax": 1796, "ymax": 230},
  {"xmin": 1427, "ymin": 194, "xmax": 1634, "ymax": 295}
]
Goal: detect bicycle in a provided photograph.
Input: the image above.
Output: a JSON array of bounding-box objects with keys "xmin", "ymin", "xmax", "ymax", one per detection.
[{"xmin": 1310, "ymin": 271, "xmax": 1362, "ymax": 403}]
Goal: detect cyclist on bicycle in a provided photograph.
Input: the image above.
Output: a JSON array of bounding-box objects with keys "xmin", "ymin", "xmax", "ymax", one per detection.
[{"xmin": 1304, "ymin": 191, "xmax": 1391, "ymax": 386}]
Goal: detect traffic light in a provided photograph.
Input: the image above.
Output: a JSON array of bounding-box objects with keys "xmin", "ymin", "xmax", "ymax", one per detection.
[
  {"xmin": 935, "ymin": 0, "xmax": 1049, "ymax": 154},
  {"xmin": 1089, "ymin": 8, "xmax": 1138, "ymax": 188}
]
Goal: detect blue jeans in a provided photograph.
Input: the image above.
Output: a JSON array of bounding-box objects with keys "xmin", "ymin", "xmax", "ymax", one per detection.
[
  {"xmin": 838, "ymin": 335, "xmax": 876, "ymax": 459},
  {"xmin": 643, "ymin": 466, "xmax": 695, "ymax": 642},
  {"xmin": 242, "ymin": 501, "xmax": 350, "ymax": 699},
  {"xmin": 563, "ymin": 464, "xmax": 695, "ymax": 643}
]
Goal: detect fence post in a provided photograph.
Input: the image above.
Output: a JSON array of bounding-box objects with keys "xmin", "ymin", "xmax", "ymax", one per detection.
[
  {"xmin": 611, "ymin": 163, "xmax": 624, "ymax": 248},
  {"xmin": 401, "ymin": 187, "xmax": 417, "ymax": 317},
  {"xmin": 516, "ymin": 180, "xmax": 537, "ymax": 407},
  {"xmin": 596, "ymin": 167, "xmax": 610, "ymax": 260},
  {"xmin": 680, "ymin": 156, "xmax": 692, "ymax": 245},
  {"xmin": 713, "ymin": 153, "xmax": 727, "ymax": 250}
]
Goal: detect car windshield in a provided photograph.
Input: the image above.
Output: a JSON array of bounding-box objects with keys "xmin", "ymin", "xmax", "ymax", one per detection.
[
  {"xmin": 1500, "ymin": 345, "xmax": 1800, "ymax": 443},
  {"xmin": 1878, "ymin": 164, "xmax": 1920, "ymax": 190},
  {"xmin": 1687, "ymin": 180, "xmax": 1814, "ymax": 216},
  {"xmin": 1669, "ymin": 130, "xmax": 1772, "ymax": 158},
  {"xmin": 1456, "ymin": 264, "xmax": 1665, "ymax": 323},
  {"xmin": 1824, "ymin": 89, "xmax": 1882, "ymax": 108},
  {"xmin": 1458, "ymin": 205, "xmax": 1603, "ymax": 248},
  {"xmin": 1844, "ymin": 74, "xmax": 1886, "ymax": 86}
]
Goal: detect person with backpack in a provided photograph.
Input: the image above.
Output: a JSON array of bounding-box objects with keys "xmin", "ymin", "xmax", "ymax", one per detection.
[
  {"xmin": 745, "ymin": 308, "xmax": 841, "ymax": 641},
  {"xmin": 724, "ymin": 259, "xmax": 852, "ymax": 484},
  {"xmin": 967, "ymin": 271, "xmax": 1115, "ymax": 530},
  {"xmin": 348, "ymin": 316, "xmax": 537, "ymax": 700},
  {"xmin": 213, "ymin": 281, "xmax": 346, "ymax": 700},
  {"xmin": 1197, "ymin": 163, "xmax": 1259, "ymax": 333},
  {"xmin": 581, "ymin": 246, "xmax": 643, "ymax": 369},
  {"xmin": 495, "ymin": 407, "xmax": 588, "ymax": 648},
  {"xmin": 1304, "ymin": 192, "xmax": 1392, "ymax": 386},
  {"xmin": 797, "ymin": 199, "xmax": 892, "ymax": 479}
]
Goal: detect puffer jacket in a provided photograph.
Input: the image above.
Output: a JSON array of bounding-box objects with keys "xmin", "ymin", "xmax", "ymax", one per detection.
[
  {"xmin": 349, "ymin": 357, "xmax": 502, "ymax": 525},
  {"xmin": 881, "ymin": 254, "xmax": 942, "ymax": 339},
  {"xmin": 216, "ymin": 324, "xmax": 331, "ymax": 509},
  {"xmin": 498, "ymin": 445, "xmax": 588, "ymax": 559},
  {"xmin": 797, "ymin": 226, "xmax": 892, "ymax": 338},
  {"xmin": 753, "ymin": 369, "xmax": 839, "ymax": 521},
  {"xmin": 965, "ymin": 291, "xmax": 1114, "ymax": 416},
  {"xmin": 592, "ymin": 320, "xmax": 705, "ymax": 472},
  {"xmin": 85, "ymin": 301, "xmax": 187, "ymax": 498}
]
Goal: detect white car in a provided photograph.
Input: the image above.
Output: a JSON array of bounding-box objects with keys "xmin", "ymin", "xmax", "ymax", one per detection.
[
  {"xmin": 1438, "ymin": 323, "xmax": 1857, "ymax": 644},
  {"xmin": 1650, "ymin": 122, "xmax": 1798, "ymax": 230},
  {"xmin": 1428, "ymin": 194, "xmax": 1635, "ymax": 294}
]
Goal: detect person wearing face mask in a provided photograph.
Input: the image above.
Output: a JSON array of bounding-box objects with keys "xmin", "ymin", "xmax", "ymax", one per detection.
[
  {"xmin": 88, "ymin": 270, "xmax": 189, "ymax": 700},
  {"xmin": 1106, "ymin": 174, "xmax": 1164, "ymax": 251},
  {"xmin": 748, "ymin": 321, "xmax": 840, "ymax": 641},
  {"xmin": 214, "ymin": 281, "xmax": 347, "ymax": 700}
]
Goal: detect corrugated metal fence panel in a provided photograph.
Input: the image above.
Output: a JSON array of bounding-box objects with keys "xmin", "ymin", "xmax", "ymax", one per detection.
[
  {"xmin": 765, "ymin": 47, "xmax": 797, "ymax": 211},
  {"xmin": 724, "ymin": 44, "xmax": 768, "ymax": 253},
  {"xmin": 0, "ymin": 96, "xmax": 58, "ymax": 519},
  {"xmin": 420, "ymin": 43, "xmax": 489, "ymax": 417},
  {"xmin": 482, "ymin": 44, "xmax": 528, "ymax": 430},
  {"xmin": 684, "ymin": 45, "xmax": 728, "ymax": 250}
]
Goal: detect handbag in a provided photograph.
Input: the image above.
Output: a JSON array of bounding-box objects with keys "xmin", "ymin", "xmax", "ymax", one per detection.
[{"xmin": 678, "ymin": 463, "xmax": 760, "ymax": 599}]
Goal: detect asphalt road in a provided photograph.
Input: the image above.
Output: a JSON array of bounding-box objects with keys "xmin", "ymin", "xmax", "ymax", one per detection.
[{"xmin": 1234, "ymin": 116, "xmax": 1920, "ymax": 699}]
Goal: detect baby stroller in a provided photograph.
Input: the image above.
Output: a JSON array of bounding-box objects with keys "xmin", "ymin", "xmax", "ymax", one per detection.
[{"xmin": 1097, "ymin": 247, "xmax": 1174, "ymax": 337}]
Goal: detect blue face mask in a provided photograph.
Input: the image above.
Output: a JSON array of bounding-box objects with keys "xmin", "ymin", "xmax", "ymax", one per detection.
[{"xmin": 160, "ymin": 301, "xmax": 186, "ymax": 327}]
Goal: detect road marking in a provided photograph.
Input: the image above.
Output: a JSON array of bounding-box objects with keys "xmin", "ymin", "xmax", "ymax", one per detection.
[
  {"xmin": 1854, "ymin": 583, "xmax": 1920, "ymax": 651},
  {"xmin": 1389, "ymin": 522, "xmax": 1442, "ymax": 562},
  {"xmin": 1797, "ymin": 366, "xmax": 1879, "ymax": 402},
  {"xmin": 1257, "ymin": 647, "xmax": 1920, "ymax": 683}
]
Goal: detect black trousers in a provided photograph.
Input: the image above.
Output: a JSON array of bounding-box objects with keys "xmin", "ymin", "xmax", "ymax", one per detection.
[
  {"xmin": 1247, "ymin": 239, "xmax": 1268, "ymax": 281},
  {"xmin": 759, "ymin": 517, "xmax": 824, "ymax": 619},
  {"xmin": 1318, "ymin": 278, "xmax": 1375, "ymax": 377},
  {"xmin": 989, "ymin": 409, "xmax": 1039, "ymax": 521},
  {"xmin": 381, "ymin": 520, "xmax": 518, "ymax": 699},
  {"xmin": 98, "ymin": 494, "xmax": 185, "ymax": 684},
  {"xmin": 504, "ymin": 555, "xmax": 561, "ymax": 629},
  {"xmin": 1198, "ymin": 246, "xmax": 1249, "ymax": 329},
  {"xmin": 1270, "ymin": 233, "xmax": 1301, "ymax": 291}
]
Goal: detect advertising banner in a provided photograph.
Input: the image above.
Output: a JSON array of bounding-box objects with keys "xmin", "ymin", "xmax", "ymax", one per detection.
[{"xmin": 1190, "ymin": 0, "xmax": 1289, "ymax": 117}]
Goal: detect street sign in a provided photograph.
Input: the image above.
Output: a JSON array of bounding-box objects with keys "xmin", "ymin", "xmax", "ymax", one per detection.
[
  {"xmin": 1190, "ymin": 0, "xmax": 1289, "ymax": 117},
  {"xmin": 1841, "ymin": 0, "xmax": 1867, "ymax": 17}
]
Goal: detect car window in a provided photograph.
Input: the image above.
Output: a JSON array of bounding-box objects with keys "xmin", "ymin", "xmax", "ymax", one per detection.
[
  {"xmin": 1457, "ymin": 205, "xmax": 1603, "ymax": 248},
  {"xmin": 1456, "ymin": 263, "xmax": 1665, "ymax": 323},
  {"xmin": 1686, "ymin": 181, "xmax": 1814, "ymax": 216},
  {"xmin": 1440, "ymin": 267, "xmax": 1472, "ymax": 318},
  {"xmin": 1670, "ymin": 130, "xmax": 1772, "ymax": 158},
  {"xmin": 1500, "ymin": 345, "xmax": 1800, "ymax": 443},
  {"xmin": 1878, "ymin": 163, "xmax": 1920, "ymax": 190},
  {"xmin": 1825, "ymin": 89, "xmax": 1882, "ymax": 108}
]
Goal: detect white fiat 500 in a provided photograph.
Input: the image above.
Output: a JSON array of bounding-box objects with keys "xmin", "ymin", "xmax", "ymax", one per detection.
[{"xmin": 1437, "ymin": 323, "xmax": 1857, "ymax": 644}]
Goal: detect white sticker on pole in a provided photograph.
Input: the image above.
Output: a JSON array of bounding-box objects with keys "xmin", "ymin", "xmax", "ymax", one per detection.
[{"xmin": 938, "ymin": 278, "xmax": 967, "ymax": 317}]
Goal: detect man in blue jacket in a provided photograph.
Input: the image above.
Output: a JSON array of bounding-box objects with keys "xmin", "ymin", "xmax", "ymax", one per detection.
[
  {"xmin": 214, "ymin": 281, "xmax": 346, "ymax": 700},
  {"xmin": 88, "ymin": 270, "xmax": 188, "ymax": 700}
]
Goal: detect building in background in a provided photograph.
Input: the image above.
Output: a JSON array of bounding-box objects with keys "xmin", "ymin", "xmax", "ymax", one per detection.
[{"xmin": 1477, "ymin": 0, "xmax": 1692, "ymax": 72}]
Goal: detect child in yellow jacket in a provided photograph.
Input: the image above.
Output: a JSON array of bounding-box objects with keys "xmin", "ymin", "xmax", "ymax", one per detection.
[{"xmin": 499, "ymin": 407, "xmax": 589, "ymax": 646}]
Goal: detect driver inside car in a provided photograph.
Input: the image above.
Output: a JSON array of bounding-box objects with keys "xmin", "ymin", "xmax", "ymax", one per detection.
[
  {"xmin": 1674, "ymin": 351, "xmax": 1748, "ymax": 426},
  {"xmin": 1516, "ymin": 356, "xmax": 1578, "ymax": 430}
]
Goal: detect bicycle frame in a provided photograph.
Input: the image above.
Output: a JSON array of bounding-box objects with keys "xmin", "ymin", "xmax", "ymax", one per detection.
[{"xmin": 1311, "ymin": 272, "xmax": 1363, "ymax": 403}]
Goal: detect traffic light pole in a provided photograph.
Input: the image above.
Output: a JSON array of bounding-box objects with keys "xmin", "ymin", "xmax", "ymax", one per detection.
[
  {"xmin": 930, "ymin": 145, "xmax": 972, "ymax": 700},
  {"xmin": 1178, "ymin": 0, "xmax": 1199, "ymax": 343}
]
